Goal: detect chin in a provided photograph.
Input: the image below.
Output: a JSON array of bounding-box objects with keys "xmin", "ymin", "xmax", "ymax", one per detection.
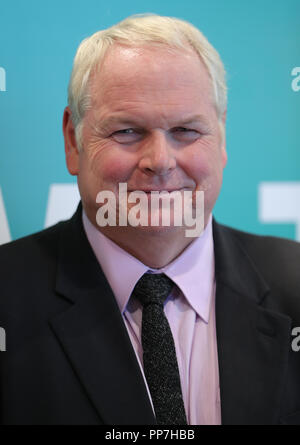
[{"xmin": 128, "ymin": 223, "xmax": 186, "ymax": 237}]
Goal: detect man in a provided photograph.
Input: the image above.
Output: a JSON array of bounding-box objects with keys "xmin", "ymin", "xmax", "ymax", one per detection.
[{"xmin": 0, "ymin": 14, "xmax": 300, "ymax": 425}]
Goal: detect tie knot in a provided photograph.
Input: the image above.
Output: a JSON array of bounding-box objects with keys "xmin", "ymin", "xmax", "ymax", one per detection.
[{"xmin": 132, "ymin": 273, "xmax": 174, "ymax": 307}]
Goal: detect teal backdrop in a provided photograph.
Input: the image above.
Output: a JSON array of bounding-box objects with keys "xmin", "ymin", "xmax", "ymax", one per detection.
[{"xmin": 0, "ymin": 0, "xmax": 299, "ymax": 243}]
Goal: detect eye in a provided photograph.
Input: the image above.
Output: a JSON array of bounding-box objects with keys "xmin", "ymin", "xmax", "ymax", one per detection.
[
  {"xmin": 172, "ymin": 127, "xmax": 200, "ymax": 142},
  {"xmin": 111, "ymin": 128, "xmax": 143, "ymax": 143}
]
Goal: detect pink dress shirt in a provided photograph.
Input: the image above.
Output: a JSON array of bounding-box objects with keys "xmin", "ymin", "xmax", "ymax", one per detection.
[{"xmin": 82, "ymin": 211, "xmax": 221, "ymax": 425}]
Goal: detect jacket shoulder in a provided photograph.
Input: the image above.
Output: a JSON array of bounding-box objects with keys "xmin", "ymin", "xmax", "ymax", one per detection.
[
  {"xmin": 0, "ymin": 222, "xmax": 68, "ymax": 305},
  {"xmin": 216, "ymin": 222, "xmax": 300, "ymax": 301},
  {"xmin": 221, "ymin": 224, "xmax": 300, "ymax": 263},
  {"xmin": 0, "ymin": 220, "xmax": 73, "ymax": 329},
  {"xmin": 218, "ymin": 223, "xmax": 300, "ymax": 257},
  {"xmin": 0, "ymin": 221, "xmax": 66, "ymax": 264}
]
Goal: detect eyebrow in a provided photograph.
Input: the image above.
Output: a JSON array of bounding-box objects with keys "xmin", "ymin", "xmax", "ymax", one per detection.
[
  {"xmin": 93, "ymin": 113, "xmax": 212, "ymax": 133},
  {"xmin": 175, "ymin": 115, "xmax": 211, "ymax": 127}
]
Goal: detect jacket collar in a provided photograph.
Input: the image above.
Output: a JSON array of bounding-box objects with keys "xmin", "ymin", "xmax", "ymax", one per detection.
[
  {"xmin": 213, "ymin": 220, "xmax": 292, "ymax": 425},
  {"xmin": 50, "ymin": 203, "xmax": 156, "ymax": 425},
  {"xmin": 51, "ymin": 205, "xmax": 292, "ymax": 425}
]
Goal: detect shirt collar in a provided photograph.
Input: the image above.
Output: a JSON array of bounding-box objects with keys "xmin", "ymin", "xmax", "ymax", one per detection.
[{"xmin": 82, "ymin": 211, "xmax": 215, "ymax": 323}]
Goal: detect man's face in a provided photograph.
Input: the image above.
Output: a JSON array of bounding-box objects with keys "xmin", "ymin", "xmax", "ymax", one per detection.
[{"xmin": 64, "ymin": 44, "xmax": 227, "ymax": 235}]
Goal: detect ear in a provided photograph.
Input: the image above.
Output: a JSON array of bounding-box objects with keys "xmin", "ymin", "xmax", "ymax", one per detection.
[
  {"xmin": 220, "ymin": 109, "xmax": 227, "ymax": 168},
  {"xmin": 63, "ymin": 106, "xmax": 80, "ymax": 176}
]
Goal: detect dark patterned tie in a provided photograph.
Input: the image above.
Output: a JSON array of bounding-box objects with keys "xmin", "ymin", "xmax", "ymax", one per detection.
[{"xmin": 132, "ymin": 272, "xmax": 188, "ymax": 425}]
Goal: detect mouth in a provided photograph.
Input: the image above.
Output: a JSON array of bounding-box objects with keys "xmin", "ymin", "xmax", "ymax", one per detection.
[{"xmin": 127, "ymin": 188, "xmax": 190, "ymax": 193}]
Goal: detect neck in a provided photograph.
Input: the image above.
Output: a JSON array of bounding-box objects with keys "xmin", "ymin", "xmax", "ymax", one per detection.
[
  {"xmin": 83, "ymin": 205, "xmax": 210, "ymax": 269},
  {"xmin": 99, "ymin": 226, "xmax": 196, "ymax": 269}
]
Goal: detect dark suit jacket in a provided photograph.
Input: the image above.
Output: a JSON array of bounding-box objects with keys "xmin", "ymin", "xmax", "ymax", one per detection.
[{"xmin": 0, "ymin": 203, "xmax": 300, "ymax": 425}]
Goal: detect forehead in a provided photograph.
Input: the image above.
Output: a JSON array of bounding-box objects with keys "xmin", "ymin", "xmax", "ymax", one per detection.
[{"xmin": 88, "ymin": 44, "xmax": 216, "ymax": 120}]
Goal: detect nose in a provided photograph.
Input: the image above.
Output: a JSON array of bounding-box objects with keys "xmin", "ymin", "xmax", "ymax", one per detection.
[{"xmin": 138, "ymin": 131, "xmax": 177, "ymax": 176}]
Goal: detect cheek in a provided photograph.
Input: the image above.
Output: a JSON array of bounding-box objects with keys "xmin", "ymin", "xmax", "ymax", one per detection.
[
  {"xmin": 84, "ymin": 142, "xmax": 136, "ymax": 184},
  {"xmin": 182, "ymin": 142, "xmax": 224, "ymax": 182},
  {"xmin": 103, "ymin": 156, "xmax": 138, "ymax": 185}
]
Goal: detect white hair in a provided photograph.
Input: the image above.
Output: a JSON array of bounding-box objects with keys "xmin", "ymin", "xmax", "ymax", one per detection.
[{"xmin": 68, "ymin": 14, "xmax": 227, "ymax": 149}]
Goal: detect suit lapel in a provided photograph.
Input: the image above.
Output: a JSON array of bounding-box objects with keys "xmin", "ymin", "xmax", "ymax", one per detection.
[
  {"xmin": 213, "ymin": 221, "xmax": 292, "ymax": 425},
  {"xmin": 49, "ymin": 205, "xmax": 155, "ymax": 425},
  {"xmin": 49, "ymin": 206, "xmax": 292, "ymax": 425}
]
